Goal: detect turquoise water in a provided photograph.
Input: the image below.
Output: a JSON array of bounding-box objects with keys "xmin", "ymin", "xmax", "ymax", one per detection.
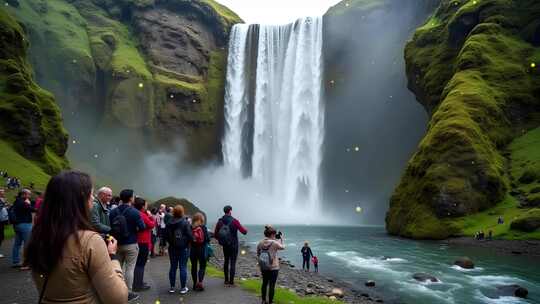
[{"xmin": 241, "ymin": 226, "xmax": 540, "ymax": 304}]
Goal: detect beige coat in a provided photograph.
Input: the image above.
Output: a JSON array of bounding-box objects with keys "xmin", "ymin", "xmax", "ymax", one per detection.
[
  {"xmin": 257, "ymin": 238, "xmax": 285, "ymax": 271},
  {"xmin": 32, "ymin": 230, "xmax": 128, "ymax": 304}
]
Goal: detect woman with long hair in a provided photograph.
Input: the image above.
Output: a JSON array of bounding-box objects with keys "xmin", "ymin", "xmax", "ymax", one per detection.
[
  {"xmin": 25, "ymin": 171, "xmax": 128, "ymax": 303},
  {"xmin": 166, "ymin": 205, "xmax": 193, "ymax": 294},
  {"xmin": 190, "ymin": 212, "xmax": 210, "ymax": 291},
  {"xmin": 256, "ymin": 225, "xmax": 285, "ymax": 304}
]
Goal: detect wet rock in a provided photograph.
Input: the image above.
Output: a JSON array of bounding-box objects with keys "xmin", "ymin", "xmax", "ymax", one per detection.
[
  {"xmin": 305, "ymin": 288, "xmax": 315, "ymax": 295},
  {"xmin": 497, "ymin": 284, "xmax": 528, "ymax": 299},
  {"xmin": 413, "ymin": 273, "xmax": 439, "ymax": 283},
  {"xmin": 454, "ymin": 257, "xmax": 475, "ymax": 269},
  {"xmin": 330, "ymin": 288, "xmax": 344, "ymax": 298},
  {"xmin": 365, "ymin": 280, "xmax": 376, "ymax": 287}
]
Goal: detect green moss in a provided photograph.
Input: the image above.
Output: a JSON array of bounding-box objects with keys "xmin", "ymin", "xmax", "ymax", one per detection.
[
  {"xmin": 200, "ymin": 0, "xmax": 242, "ymax": 28},
  {"xmin": 387, "ymin": 0, "xmax": 540, "ymax": 239},
  {"xmin": 0, "ymin": 7, "xmax": 69, "ymax": 174}
]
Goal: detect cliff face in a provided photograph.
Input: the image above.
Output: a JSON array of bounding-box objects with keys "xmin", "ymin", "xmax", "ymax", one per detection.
[
  {"xmin": 386, "ymin": 0, "xmax": 540, "ymax": 239},
  {"xmin": 0, "ymin": 7, "xmax": 68, "ymax": 174},
  {"xmin": 6, "ymin": 0, "xmax": 241, "ymax": 163}
]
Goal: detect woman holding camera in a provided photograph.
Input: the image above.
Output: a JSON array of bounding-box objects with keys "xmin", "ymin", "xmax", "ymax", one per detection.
[
  {"xmin": 25, "ymin": 171, "xmax": 128, "ymax": 303},
  {"xmin": 256, "ymin": 226, "xmax": 285, "ymax": 304}
]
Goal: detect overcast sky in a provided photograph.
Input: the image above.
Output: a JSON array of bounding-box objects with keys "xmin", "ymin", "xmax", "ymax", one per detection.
[{"xmin": 215, "ymin": 0, "xmax": 342, "ymax": 24}]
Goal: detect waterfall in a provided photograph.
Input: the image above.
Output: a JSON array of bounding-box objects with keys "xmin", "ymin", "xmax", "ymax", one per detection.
[{"xmin": 222, "ymin": 17, "xmax": 324, "ymax": 209}]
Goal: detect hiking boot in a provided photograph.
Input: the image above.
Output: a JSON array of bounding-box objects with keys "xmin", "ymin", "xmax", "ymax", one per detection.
[
  {"xmin": 133, "ymin": 284, "xmax": 151, "ymax": 292},
  {"xmin": 179, "ymin": 287, "xmax": 189, "ymax": 295},
  {"xmin": 127, "ymin": 292, "xmax": 139, "ymax": 302}
]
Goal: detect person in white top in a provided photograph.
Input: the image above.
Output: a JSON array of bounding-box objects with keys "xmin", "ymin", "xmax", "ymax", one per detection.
[
  {"xmin": 157, "ymin": 204, "xmax": 167, "ymax": 256},
  {"xmin": 256, "ymin": 225, "xmax": 285, "ymax": 304}
]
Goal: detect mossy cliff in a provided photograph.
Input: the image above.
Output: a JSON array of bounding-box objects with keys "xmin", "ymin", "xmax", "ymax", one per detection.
[
  {"xmin": 386, "ymin": 0, "xmax": 540, "ymax": 239},
  {"xmin": 5, "ymin": 0, "xmax": 241, "ymax": 161},
  {"xmin": 0, "ymin": 8, "xmax": 68, "ymax": 175}
]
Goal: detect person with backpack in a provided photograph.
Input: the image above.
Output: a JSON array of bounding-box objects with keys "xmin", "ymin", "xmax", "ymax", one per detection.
[
  {"xmin": 166, "ymin": 205, "xmax": 193, "ymax": 294},
  {"xmin": 301, "ymin": 242, "xmax": 314, "ymax": 271},
  {"xmin": 0, "ymin": 188, "xmax": 8, "ymax": 258},
  {"xmin": 190, "ymin": 212, "xmax": 210, "ymax": 291},
  {"xmin": 24, "ymin": 171, "xmax": 128, "ymax": 304},
  {"xmin": 214, "ymin": 205, "xmax": 248, "ymax": 286},
  {"xmin": 257, "ymin": 225, "xmax": 285, "ymax": 304},
  {"xmin": 132, "ymin": 197, "xmax": 155, "ymax": 292},
  {"xmin": 109, "ymin": 189, "xmax": 145, "ymax": 302},
  {"xmin": 11, "ymin": 189, "xmax": 35, "ymax": 268}
]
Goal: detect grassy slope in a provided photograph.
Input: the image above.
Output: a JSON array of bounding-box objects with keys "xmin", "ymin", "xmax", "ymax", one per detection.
[
  {"xmin": 386, "ymin": 0, "xmax": 540, "ymax": 239},
  {"xmin": 0, "ymin": 7, "xmax": 69, "ymax": 175}
]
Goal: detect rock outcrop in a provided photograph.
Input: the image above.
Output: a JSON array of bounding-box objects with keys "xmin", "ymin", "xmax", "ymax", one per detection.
[
  {"xmin": 0, "ymin": 7, "xmax": 68, "ymax": 174},
  {"xmin": 6, "ymin": 0, "xmax": 242, "ymax": 164},
  {"xmin": 386, "ymin": 0, "xmax": 540, "ymax": 239}
]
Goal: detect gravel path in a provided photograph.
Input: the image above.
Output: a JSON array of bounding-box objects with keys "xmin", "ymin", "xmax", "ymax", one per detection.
[{"xmin": 0, "ymin": 238, "xmax": 258, "ymax": 304}]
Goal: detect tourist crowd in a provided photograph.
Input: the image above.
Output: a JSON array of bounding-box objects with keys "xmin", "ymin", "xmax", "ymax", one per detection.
[{"xmin": 0, "ymin": 169, "xmax": 319, "ymax": 304}]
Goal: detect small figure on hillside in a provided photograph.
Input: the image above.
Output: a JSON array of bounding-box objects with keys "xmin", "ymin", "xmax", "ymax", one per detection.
[
  {"xmin": 488, "ymin": 230, "xmax": 493, "ymax": 240},
  {"xmin": 479, "ymin": 230, "xmax": 485, "ymax": 240},
  {"xmin": 498, "ymin": 216, "xmax": 504, "ymax": 225},
  {"xmin": 312, "ymin": 256, "xmax": 319, "ymax": 272},
  {"xmin": 301, "ymin": 242, "xmax": 314, "ymax": 271}
]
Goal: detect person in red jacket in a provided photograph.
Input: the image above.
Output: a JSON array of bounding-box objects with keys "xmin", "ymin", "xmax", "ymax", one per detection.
[{"xmin": 133, "ymin": 197, "xmax": 155, "ymax": 291}]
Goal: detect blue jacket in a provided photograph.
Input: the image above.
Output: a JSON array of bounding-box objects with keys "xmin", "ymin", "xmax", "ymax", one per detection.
[{"xmin": 109, "ymin": 204, "xmax": 145, "ymax": 245}]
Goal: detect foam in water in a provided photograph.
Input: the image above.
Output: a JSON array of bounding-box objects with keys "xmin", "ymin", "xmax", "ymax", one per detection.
[
  {"xmin": 222, "ymin": 17, "xmax": 325, "ymax": 210},
  {"xmin": 473, "ymin": 290, "xmax": 529, "ymax": 304},
  {"xmin": 450, "ymin": 265, "xmax": 484, "ymax": 272}
]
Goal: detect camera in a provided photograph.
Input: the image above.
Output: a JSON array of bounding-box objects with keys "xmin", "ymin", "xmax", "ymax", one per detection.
[
  {"xmin": 102, "ymin": 234, "xmax": 113, "ymax": 245},
  {"xmin": 276, "ymin": 231, "xmax": 283, "ymax": 240}
]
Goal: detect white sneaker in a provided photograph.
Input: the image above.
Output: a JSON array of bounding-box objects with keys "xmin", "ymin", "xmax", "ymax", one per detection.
[
  {"xmin": 179, "ymin": 287, "xmax": 189, "ymax": 295},
  {"xmin": 0, "ymin": 254, "xmax": 5, "ymax": 258},
  {"xmin": 168, "ymin": 288, "xmax": 175, "ymax": 294}
]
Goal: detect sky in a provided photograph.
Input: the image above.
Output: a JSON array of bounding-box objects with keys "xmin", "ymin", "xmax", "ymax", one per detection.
[{"xmin": 215, "ymin": 0, "xmax": 343, "ymax": 24}]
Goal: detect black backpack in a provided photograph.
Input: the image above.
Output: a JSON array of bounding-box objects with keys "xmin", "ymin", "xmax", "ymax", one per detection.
[
  {"xmin": 7, "ymin": 205, "xmax": 17, "ymax": 225},
  {"xmin": 111, "ymin": 207, "xmax": 130, "ymax": 240},
  {"xmin": 258, "ymin": 242, "xmax": 274, "ymax": 271},
  {"xmin": 171, "ymin": 218, "xmax": 187, "ymax": 248},
  {"xmin": 217, "ymin": 219, "xmax": 234, "ymax": 247}
]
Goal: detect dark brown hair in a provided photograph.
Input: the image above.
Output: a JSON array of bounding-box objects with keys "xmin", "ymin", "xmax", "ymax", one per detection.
[
  {"xmin": 133, "ymin": 197, "xmax": 146, "ymax": 211},
  {"xmin": 192, "ymin": 212, "xmax": 205, "ymax": 226},
  {"xmin": 264, "ymin": 225, "xmax": 277, "ymax": 237},
  {"xmin": 25, "ymin": 171, "xmax": 94, "ymax": 274}
]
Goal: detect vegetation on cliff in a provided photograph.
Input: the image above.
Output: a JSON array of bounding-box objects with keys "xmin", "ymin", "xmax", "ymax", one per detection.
[
  {"xmin": 6, "ymin": 0, "xmax": 242, "ymax": 163},
  {"xmin": 0, "ymin": 7, "xmax": 68, "ymax": 175},
  {"xmin": 386, "ymin": 0, "xmax": 540, "ymax": 239}
]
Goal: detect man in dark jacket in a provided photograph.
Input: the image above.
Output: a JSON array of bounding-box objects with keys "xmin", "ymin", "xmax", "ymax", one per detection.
[
  {"xmin": 91, "ymin": 186, "xmax": 113, "ymax": 234},
  {"xmin": 109, "ymin": 189, "xmax": 144, "ymax": 300},
  {"xmin": 214, "ymin": 205, "xmax": 247, "ymax": 286},
  {"xmin": 11, "ymin": 189, "xmax": 34, "ymax": 267},
  {"xmin": 301, "ymin": 242, "xmax": 314, "ymax": 271}
]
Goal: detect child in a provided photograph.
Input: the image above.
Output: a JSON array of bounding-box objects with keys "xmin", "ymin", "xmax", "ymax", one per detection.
[{"xmin": 312, "ymin": 256, "xmax": 319, "ymax": 272}]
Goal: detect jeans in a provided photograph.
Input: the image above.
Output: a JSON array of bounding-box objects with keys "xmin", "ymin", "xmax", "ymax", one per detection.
[
  {"xmin": 261, "ymin": 270, "xmax": 279, "ymax": 303},
  {"xmin": 223, "ymin": 244, "xmax": 239, "ymax": 284},
  {"xmin": 169, "ymin": 247, "xmax": 189, "ymax": 288},
  {"xmin": 0, "ymin": 221, "xmax": 5, "ymax": 249},
  {"xmin": 117, "ymin": 243, "xmax": 139, "ymax": 291},
  {"xmin": 133, "ymin": 243, "xmax": 149, "ymax": 289},
  {"xmin": 12, "ymin": 223, "xmax": 32, "ymax": 265},
  {"xmin": 190, "ymin": 245, "xmax": 207, "ymax": 286},
  {"xmin": 302, "ymin": 257, "xmax": 310, "ymax": 270}
]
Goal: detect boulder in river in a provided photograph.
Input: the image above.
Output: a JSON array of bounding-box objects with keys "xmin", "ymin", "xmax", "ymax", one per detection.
[
  {"xmin": 496, "ymin": 285, "xmax": 528, "ymax": 299},
  {"xmin": 454, "ymin": 257, "xmax": 475, "ymax": 269},
  {"xmin": 413, "ymin": 273, "xmax": 439, "ymax": 283},
  {"xmin": 330, "ymin": 288, "xmax": 344, "ymax": 298},
  {"xmin": 365, "ymin": 280, "xmax": 376, "ymax": 287}
]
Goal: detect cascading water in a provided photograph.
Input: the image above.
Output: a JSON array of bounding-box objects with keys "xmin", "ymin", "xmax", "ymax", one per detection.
[{"xmin": 222, "ymin": 17, "xmax": 324, "ymax": 209}]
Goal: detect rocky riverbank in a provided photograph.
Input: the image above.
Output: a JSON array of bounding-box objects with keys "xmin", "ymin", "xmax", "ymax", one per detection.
[
  {"xmin": 445, "ymin": 238, "xmax": 540, "ymax": 257},
  {"xmin": 209, "ymin": 242, "xmax": 389, "ymax": 304}
]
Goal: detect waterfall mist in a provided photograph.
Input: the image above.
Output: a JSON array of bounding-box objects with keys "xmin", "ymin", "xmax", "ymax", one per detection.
[{"xmin": 321, "ymin": 1, "xmax": 436, "ymax": 225}]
